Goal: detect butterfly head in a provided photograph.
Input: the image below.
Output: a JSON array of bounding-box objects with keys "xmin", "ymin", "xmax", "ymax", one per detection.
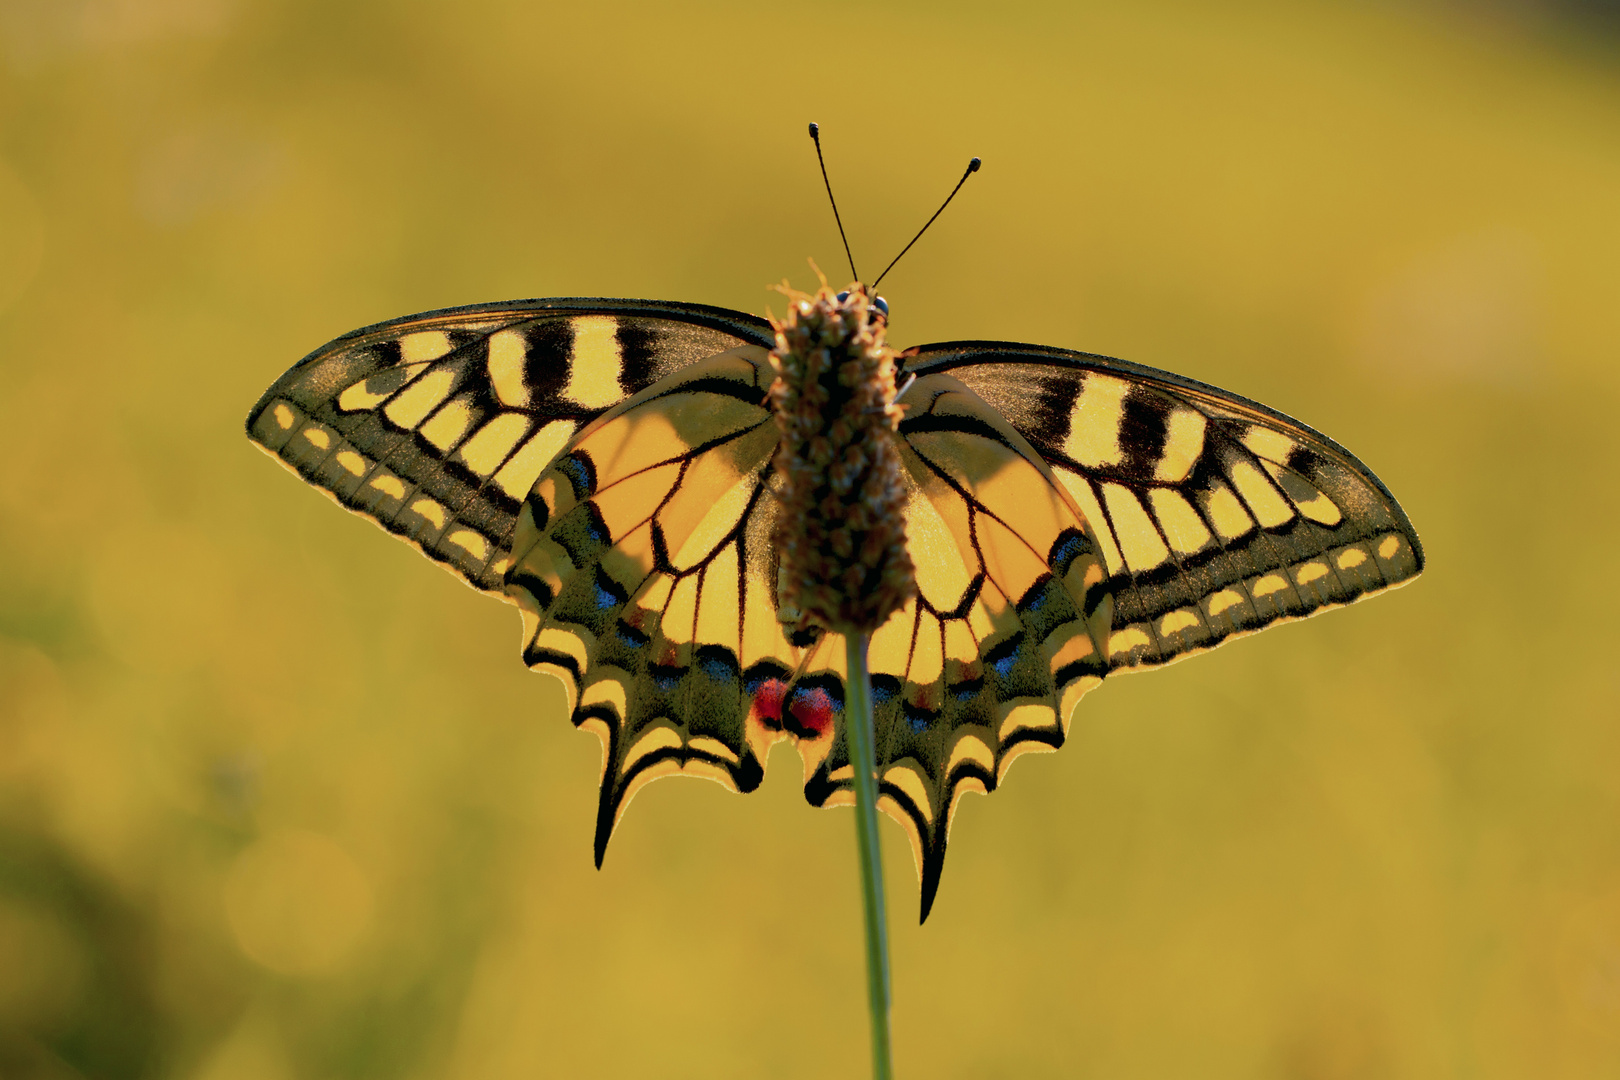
[{"xmin": 837, "ymin": 290, "xmax": 889, "ymax": 326}]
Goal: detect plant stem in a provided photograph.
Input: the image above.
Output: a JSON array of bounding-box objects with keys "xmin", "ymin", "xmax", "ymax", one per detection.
[{"xmin": 844, "ymin": 632, "xmax": 893, "ymax": 1080}]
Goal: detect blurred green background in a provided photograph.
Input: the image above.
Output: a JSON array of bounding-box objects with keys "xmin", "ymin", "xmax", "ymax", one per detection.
[{"xmin": 2, "ymin": 1, "xmax": 1618, "ymax": 1076}]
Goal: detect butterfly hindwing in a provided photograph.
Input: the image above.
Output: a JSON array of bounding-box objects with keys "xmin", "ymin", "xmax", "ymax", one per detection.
[
  {"xmin": 503, "ymin": 345, "xmax": 798, "ymax": 862},
  {"xmin": 806, "ymin": 372, "xmax": 1114, "ymax": 919},
  {"xmin": 245, "ymin": 298, "xmax": 773, "ymax": 595},
  {"xmin": 903, "ymin": 342, "xmax": 1425, "ymax": 672}
]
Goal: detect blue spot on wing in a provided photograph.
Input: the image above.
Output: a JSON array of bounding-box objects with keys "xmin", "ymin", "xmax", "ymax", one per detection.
[
  {"xmin": 557, "ymin": 453, "xmax": 595, "ymax": 500},
  {"xmin": 592, "ymin": 568, "xmax": 628, "ymax": 611},
  {"xmin": 901, "ymin": 699, "xmax": 934, "ymax": 733},
  {"xmin": 693, "ymin": 645, "xmax": 739, "ymax": 685},
  {"xmin": 1049, "ymin": 529, "xmax": 1092, "ymax": 576},
  {"xmin": 986, "ymin": 637, "xmax": 1022, "ymax": 679}
]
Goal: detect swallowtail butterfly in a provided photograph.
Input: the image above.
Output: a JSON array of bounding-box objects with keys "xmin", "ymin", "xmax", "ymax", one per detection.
[{"xmin": 247, "ymin": 293, "xmax": 1422, "ymax": 920}]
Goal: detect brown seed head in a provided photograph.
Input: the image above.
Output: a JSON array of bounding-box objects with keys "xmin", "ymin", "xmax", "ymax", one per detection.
[{"xmin": 768, "ymin": 280, "xmax": 915, "ymax": 635}]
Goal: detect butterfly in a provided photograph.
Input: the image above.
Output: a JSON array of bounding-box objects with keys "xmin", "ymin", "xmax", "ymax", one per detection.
[{"xmin": 246, "ymin": 294, "xmax": 1423, "ymax": 921}]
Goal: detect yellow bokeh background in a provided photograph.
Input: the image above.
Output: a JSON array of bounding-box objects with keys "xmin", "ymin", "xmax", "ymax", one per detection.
[{"xmin": 2, "ymin": 1, "xmax": 1618, "ymax": 1076}]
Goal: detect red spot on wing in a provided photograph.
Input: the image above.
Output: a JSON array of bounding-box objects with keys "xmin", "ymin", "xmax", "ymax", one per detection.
[
  {"xmin": 751, "ymin": 679, "xmax": 836, "ymax": 738},
  {"xmin": 789, "ymin": 687, "xmax": 834, "ymax": 736},
  {"xmin": 752, "ymin": 679, "xmax": 786, "ymax": 724}
]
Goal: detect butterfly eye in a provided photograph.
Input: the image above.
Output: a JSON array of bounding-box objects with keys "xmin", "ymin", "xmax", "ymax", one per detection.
[{"xmin": 831, "ymin": 291, "xmax": 889, "ymax": 324}]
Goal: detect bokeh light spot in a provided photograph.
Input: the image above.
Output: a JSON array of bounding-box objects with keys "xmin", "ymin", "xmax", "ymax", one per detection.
[{"xmin": 223, "ymin": 830, "xmax": 373, "ymax": 976}]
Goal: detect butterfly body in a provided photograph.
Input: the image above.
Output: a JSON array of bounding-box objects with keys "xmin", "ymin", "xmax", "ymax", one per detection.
[{"xmin": 248, "ymin": 295, "xmax": 1422, "ymax": 920}]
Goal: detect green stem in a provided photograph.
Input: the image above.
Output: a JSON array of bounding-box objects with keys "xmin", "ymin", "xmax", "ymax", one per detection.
[{"xmin": 844, "ymin": 632, "xmax": 893, "ymax": 1080}]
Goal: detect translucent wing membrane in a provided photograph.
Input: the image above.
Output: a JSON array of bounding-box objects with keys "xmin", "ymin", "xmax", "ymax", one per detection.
[
  {"xmin": 903, "ymin": 342, "xmax": 1424, "ymax": 673},
  {"xmin": 245, "ymin": 299, "xmax": 773, "ymax": 594},
  {"xmin": 249, "ymin": 301, "xmax": 1422, "ymax": 923}
]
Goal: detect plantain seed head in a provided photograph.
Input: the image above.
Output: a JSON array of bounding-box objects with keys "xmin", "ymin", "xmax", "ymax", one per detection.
[{"xmin": 768, "ymin": 279, "xmax": 914, "ymax": 635}]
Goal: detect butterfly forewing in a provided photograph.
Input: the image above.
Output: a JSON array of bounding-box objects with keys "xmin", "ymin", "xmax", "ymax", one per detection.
[
  {"xmin": 903, "ymin": 342, "xmax": 1424, "ymax": 673},
  {"xmin": 245, "ymin": 299, "xmax": 773, "ymax": 594}
]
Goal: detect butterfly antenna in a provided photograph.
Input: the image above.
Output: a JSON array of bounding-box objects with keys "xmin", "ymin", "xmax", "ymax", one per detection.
[
  {"xmin": 808, "ymin": 122, "xmax": 859, "ymax": 283},
  {"xmin": 871, "ymin": 156, "xmax": 981, "ymax": 289}
]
